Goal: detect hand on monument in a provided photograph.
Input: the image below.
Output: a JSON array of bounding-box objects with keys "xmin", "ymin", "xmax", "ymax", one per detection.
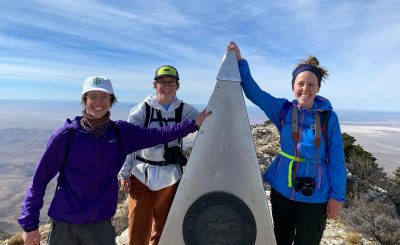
[
  {"xmin": 226, "ymin": 41, "xmax": 243, "ymax": 61},
  {"xmin": 195, "ymin": 109, "xmax": 212, "ymax": 128}
]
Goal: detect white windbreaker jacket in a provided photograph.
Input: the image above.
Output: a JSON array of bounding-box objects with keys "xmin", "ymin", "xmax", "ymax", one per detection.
[{"xmin": 118, "ymin": 95, "xmax": 199, "ymax": 190}]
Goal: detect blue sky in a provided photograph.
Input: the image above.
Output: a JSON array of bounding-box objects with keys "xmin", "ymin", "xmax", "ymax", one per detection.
[{"xmin": 0, "ymin": 0, "xmax": 399, "ymax": 111}]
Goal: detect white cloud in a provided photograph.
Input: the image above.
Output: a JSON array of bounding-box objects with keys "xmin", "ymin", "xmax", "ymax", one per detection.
[{"xmin": 0, "ymin": 0, "xmax": 399, "ymax": 109}]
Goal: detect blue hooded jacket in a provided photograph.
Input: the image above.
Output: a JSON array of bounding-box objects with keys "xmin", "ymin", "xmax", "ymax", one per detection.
[
  {"xmin": 18, "ymin": 116, "xmax": 197, "ymax": 231},
  {"xmin": 239, "ymin": 60, "xmax": 346, "ymax": 203}
]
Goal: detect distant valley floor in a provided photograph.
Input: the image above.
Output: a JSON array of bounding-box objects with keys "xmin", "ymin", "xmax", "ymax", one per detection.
[{"xmin": 341, "ymin": 123, "xmax": 400, "ymax": 174}]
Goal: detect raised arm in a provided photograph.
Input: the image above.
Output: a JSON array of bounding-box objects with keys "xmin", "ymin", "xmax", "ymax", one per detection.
[
  {"xmin": 227, "ymin": 41, "xmax": 286, "ymax": 126},
  {"xmin": 119, "ymin": 110, "xmax": 211, "ymax": 155}
]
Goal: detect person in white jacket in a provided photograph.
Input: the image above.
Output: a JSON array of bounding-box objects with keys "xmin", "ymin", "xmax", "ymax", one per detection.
[{"xmin": 119, "ymin": 65, "xmax": 199, "ymax": 245}]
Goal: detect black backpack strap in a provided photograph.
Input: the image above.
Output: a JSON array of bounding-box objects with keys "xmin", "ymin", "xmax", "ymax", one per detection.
[
  {"xmin": 110, "ymin": 120, "xmax": 122, "ymax": 147},
  {"xmin": 175, "ymin": 101, "xmax": 184, "ymax": 124},
  {"xmin": 151, "ymin": 102, "xmax": 185, "ymax": 149},
  {"xmin": 55, "ymin": 127, "xmax": 73, "ymax": 193},
  {"xmin": 175, "ymin": 102, "xmax": 184, "ymax": 147},
  {"xmin": 321, "ymin": 111, "xmax": 331, "ymax": 163},
  {"xmin": 56, "ymin": 120, "xmax": 123, "ymax": 194},
  {"xmin": 155, "ymin": 109, "xmax": 169, "ymax": 151},
  {"xmin": 278, "ymin": 101, "xmax": 292, "ymax": 132},
  {"xmin": 155, "ymin": 109, "xmax": 165, "ymax": 127},
  {"xmin": 144, "ymin": 102, "xmax": 152, "ymax": 128}
]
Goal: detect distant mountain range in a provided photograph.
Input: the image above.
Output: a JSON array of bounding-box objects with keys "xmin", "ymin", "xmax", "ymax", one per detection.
[
  {"xmin": 1, "ymin": 99, "xmax": 400, "ymax": 129},
  {"xmin": 0, "ymin": 128, "xmax": 51, "ymax": 148}
]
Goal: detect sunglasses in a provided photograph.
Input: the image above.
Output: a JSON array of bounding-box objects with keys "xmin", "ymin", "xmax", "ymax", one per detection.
[{"xmin": 157, "ymin": 80, "xmax": 177, "ymax": 86}]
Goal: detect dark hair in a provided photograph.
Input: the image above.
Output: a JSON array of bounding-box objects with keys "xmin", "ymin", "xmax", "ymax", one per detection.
[
  {"xmin": 81, "ymin": 93, "xmax": 118, "ymax": 107},
  {"xmin": 292, "ymin": 56, "xmax": 329, "ymax": 88}
]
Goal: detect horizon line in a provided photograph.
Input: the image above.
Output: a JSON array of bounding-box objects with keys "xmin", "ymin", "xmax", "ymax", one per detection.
[{"xmin": 1, "ymin": 98, "xmax": 400, "ymax": 113}]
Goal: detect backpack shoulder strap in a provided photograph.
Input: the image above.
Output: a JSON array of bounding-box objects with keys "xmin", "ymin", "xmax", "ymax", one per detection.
[
  {"xmin": 314, "ymin": 112, "xmax": 321, "ymax": 148},
  {"xmin": 278, "ymin": 101, "xmax": 293, "ymax": 132},
  {"xmin": 110, "ymin": 120, "xmax": 122, "ymax": 147},
  {"xmin": 175, "ymin": 101, "xmax": 184, "ymax": 147},
  {"xmin": 291, "ymin": 106, "xmax": 299, "ymax": 142},
  {"xmin": 320, "ymin": 111, "xmax": 331, "ymax": 141},
  {"xmin": 56, "ymin": 120, "xmax": 123, "ymax": 193},
  {"xmin": 154, "ymin": 109, "xmax": 169, "ymax": 150},
  {"xmin": 144, "ymin": 102, "xmax": 152, "ymax": 128},
  {"xmin": 175, "ymin": 101, "xmax": 184, "ymax": 124},
  {"xmin": 61, "ymin": 128, "xmax": 73, "ymax": 170},
  {"xmin": 56, "ymin": 127, "xmax": 73, "ymax": 193},
  {"xmin": 321, "ymin": 110, "xmax": 331, "ymax": 161}
]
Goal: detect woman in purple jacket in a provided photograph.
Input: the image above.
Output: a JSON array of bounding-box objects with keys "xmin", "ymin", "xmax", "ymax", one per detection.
[{"xmin": 18, "ymin": 76, "xmax": 210, "ymax": 245}]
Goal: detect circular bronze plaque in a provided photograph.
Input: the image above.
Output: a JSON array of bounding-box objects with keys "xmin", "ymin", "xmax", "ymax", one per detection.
[{"xmin": 183, "ymin": 191, "xmax": 256, "ymax": 245}]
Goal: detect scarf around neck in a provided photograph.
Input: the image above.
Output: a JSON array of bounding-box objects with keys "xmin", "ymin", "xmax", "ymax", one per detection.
[{"xmin": 80, "ymin": 110, "xmax": 110, "ymax": 135}]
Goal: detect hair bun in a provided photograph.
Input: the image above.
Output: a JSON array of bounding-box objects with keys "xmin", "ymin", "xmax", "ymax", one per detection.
[{"xmin": 305, "ymin": 56, "xmax": 319, "ymax": 66}]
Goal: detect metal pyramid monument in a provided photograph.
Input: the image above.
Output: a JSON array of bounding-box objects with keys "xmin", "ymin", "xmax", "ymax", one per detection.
[{"xmin": 159, "ymin": 50, "xmax": 276, "ymax": 245}]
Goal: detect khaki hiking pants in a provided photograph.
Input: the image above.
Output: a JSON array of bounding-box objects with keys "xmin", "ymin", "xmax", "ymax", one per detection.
[{"xmin": 128, "ymin": 175, "xmax": 178, "ymax": 245}]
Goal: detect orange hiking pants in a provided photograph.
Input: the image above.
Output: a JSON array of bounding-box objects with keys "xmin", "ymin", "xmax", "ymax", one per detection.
[{"xmin": 128, "ymin": 175, "xmax": 178, "ymax": 245}]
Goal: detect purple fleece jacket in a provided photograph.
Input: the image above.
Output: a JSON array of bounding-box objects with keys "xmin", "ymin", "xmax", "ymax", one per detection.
[{"xmin": 18, "ymin": 116, "xmax": 197, "ymax": 231}]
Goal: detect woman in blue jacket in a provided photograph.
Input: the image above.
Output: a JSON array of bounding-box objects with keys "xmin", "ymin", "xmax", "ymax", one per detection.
[
  {"xmin": 18, "ymin": 76, "xmax": 210, "ymax": 245},
  {"xmin": 227, "ymin": 42, "xmax": 346, "ymax": 245}
]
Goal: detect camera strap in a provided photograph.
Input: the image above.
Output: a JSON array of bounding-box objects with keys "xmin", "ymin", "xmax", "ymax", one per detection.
[
  {"xmin": 291, "ymin": 107, "xmax": 322, "ymax": 179},
  {"xmin": 279, "ymin": 106, "xmax": 325, "ymax": 189},
  {"xmin": 279, "ymin": 102, "xmax": 331, "ymax": 162},
  {"xmin": 290, "ymin": 106, "xmax": 322, "ymax": 149}
]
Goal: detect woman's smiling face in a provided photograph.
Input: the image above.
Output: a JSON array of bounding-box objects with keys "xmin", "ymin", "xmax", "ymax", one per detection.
[
  {"xmin": 84, "ymin": 91, "xmax": 111, "ymax": 118},
  {"xmin": 154, "ymin": 77, "xmax": 178, "ymax": 104},
  {"xmin": 292, "ymin": 71, "xmax": 320, "ymax": 109}
]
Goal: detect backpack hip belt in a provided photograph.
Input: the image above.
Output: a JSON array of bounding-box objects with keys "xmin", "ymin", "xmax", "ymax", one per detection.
[{"xmin": 136, "ymin": 155, "xmax": 168, "ymax": 166}]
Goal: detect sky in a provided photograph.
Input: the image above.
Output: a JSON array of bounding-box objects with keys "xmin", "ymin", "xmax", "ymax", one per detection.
[{"xmin": 0, "ymin": 0, "xmax": 399, "ymax": 111}]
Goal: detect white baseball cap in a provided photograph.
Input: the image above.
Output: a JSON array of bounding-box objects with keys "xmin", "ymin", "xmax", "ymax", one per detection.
[{"xmin": 82, "ymin": 76, "xmax": 114, "ymax": 95}]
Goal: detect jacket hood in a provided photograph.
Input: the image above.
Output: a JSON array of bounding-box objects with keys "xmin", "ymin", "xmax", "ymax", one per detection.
[
  {"xmin": 143, "ymin": 94, "xmax": 182, "ymax": 112},
  {"xmin": 293, "ymin": 95, "xmax": 333, "ymax": 112},
  {"xmin": 63, "ymin": 116, "xmax": 82, "ymax": 131},
  {"xmin": 63, "ymin": 113, "xmax": 115, "ymax": 131}
]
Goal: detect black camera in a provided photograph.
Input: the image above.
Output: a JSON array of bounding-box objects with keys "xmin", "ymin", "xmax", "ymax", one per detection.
[
  {"xmin": 294, "ymin": 177, "xmax": 315, "ymax": 196},
  {"xmin": 163, "ymin": 146, "xmax": 188, "ymax": 166}
]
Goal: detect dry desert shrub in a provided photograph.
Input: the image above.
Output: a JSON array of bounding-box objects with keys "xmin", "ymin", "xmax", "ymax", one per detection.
[
  {"xmin": 345, "ymin": 231, "xmax": 362, "ymax": 245},
  {"xmin": 343, "ymin": 197, "xmax": 400, "ymax": 245},
  {"xmin": 7, "ymin": 233, "xmax": 24, "ymax": 245}
]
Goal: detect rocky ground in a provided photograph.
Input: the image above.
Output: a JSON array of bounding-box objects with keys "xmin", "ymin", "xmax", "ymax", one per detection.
[{"xmin": 1, "ymin": 123, "xmax": 380, "ymax": 245}]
